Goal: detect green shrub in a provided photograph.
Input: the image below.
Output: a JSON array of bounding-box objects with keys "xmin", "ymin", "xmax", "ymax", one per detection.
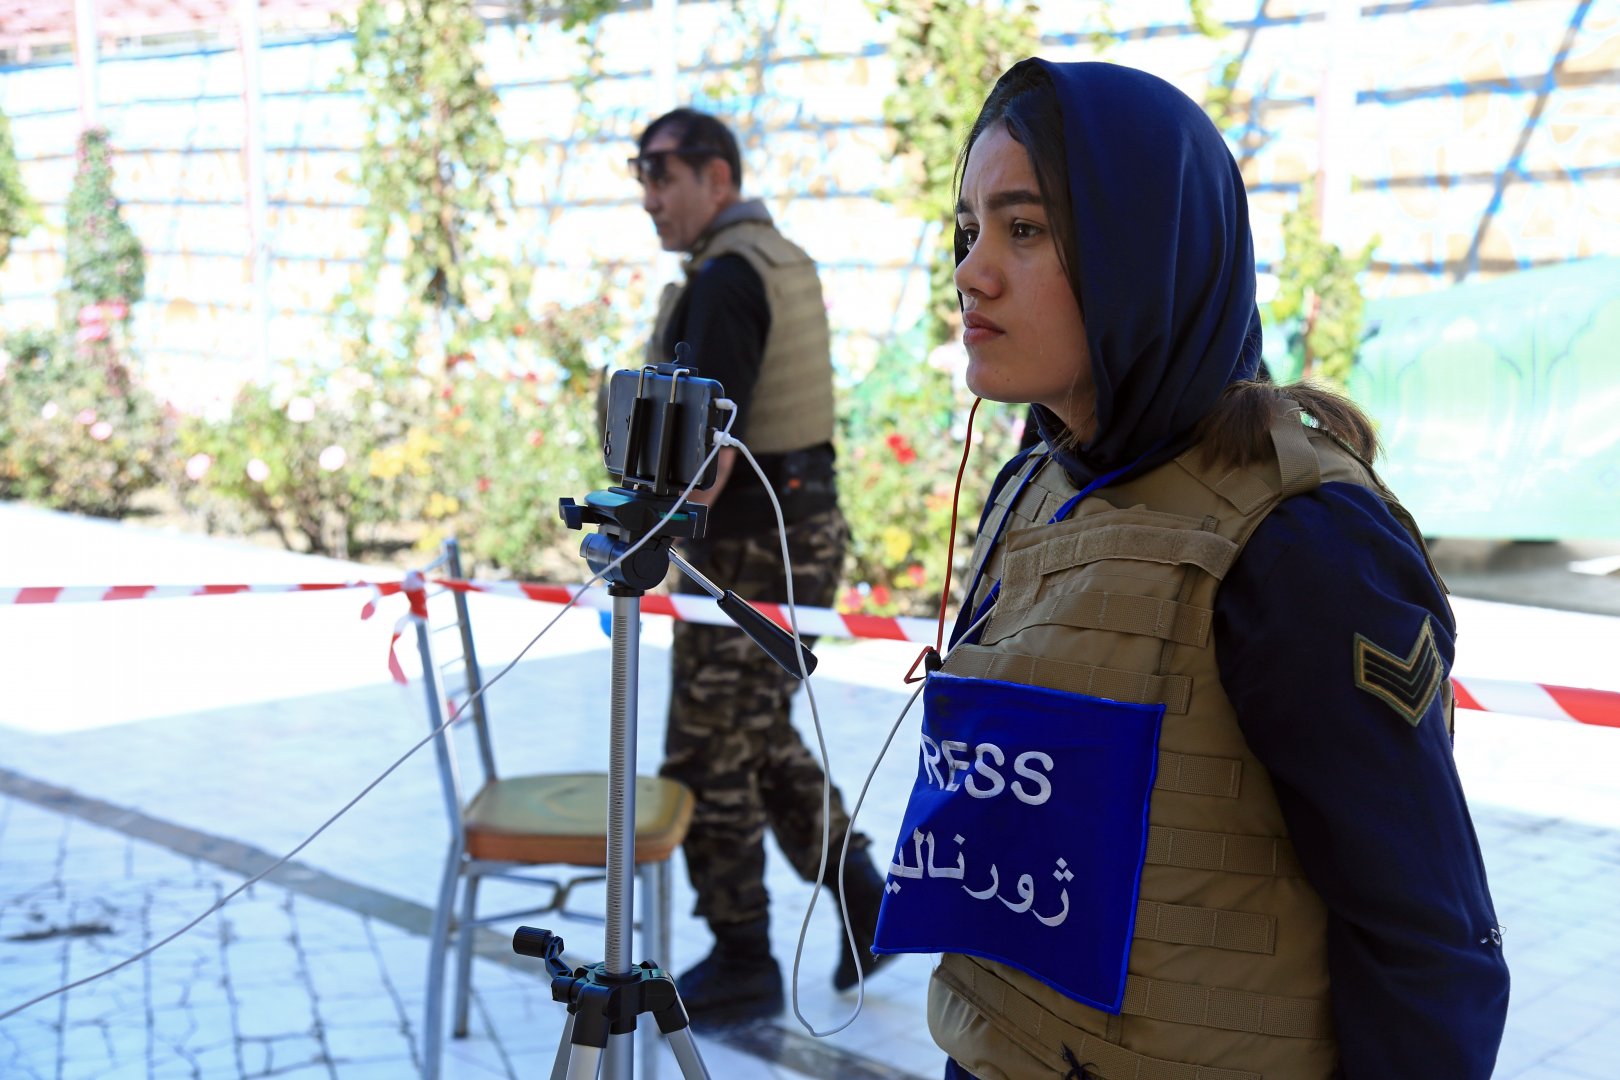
[
  {"xmin": 174, "ymin": 365, "xmax": 437, "ymax": 558},
  {"xmin": 0, "ymin": 330, "xmax": 168, "ymax": 516}
]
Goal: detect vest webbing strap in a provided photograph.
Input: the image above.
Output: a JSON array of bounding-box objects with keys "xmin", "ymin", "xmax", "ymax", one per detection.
[
  {"xmin": 989, "ymin": 591, "xmax": 1213, "ymax": 647},
  {"xmin": 1154, "ymin": 752, "xmax": 1242, "ymax": 798},
  {"xmin": 1122, "ymin": 976, "xmax": 1332, "ymax": 1039},
  {"xmin": 1270, "ymin": 413, "xmax": 1321, "ymax": 499},
  {"xmin": 1145, "ymin": 827, "xmax": 1302, "ymax": 877},
  {"xmin": 936, "ymin": 955, "xmax": 1263, "ymax": 1080},
  {"xmin": 1134, "ymin": 900, "xmax": 1276, "ymax": 955},
  {"xmin": 1201, "ymin": 461, "xmax": 1275, "ymax": 515},
  {"xmin": 947, "ymin": 646, "xmax": 1193, "ymax": 714},
  {"xmin": 1036, "ymin": 525, "xmax": 1239, "ymax": 580}
]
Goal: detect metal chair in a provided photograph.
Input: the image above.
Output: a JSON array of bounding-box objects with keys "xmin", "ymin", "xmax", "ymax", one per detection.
[{"xmin": 411, "ymin": 539, "xmax": 694, "ymax": 1079}]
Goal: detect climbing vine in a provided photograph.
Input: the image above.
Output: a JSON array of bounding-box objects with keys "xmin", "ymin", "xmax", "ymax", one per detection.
[
  {"xmin": 343, "ymin": 0, "xmax": 528, "ymax": 367},
  {"xmin": 871, "ymin": 0, "xmax": 1041, "ymax": 346}
]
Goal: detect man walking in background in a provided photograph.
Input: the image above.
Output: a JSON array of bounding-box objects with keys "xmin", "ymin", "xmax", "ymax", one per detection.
[{"xmin": 630, "ymin": 108, "xmax": 890, "ymax": 1024}]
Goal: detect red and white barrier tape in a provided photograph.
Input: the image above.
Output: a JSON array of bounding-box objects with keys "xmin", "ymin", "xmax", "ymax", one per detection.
[
  {"xmin": 0, "ymin": 583, "xmax": 392, "ymax": 604},
  {"xmin": 7, "ymin": 578, "xmax": 1619, "ymax": 728},
  {"xmin": 1451, "ymin": 677, "xmax": 1620, "ymax": 730},
  {"xmin": 438, "ymin": 579, "xmax": 939, "ymax": 643}
]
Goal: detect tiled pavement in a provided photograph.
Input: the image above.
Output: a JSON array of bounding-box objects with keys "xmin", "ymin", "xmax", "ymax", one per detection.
[
  {"xmin": 6, "ymin": 775, "xmax": 1620, "ymax": 1079},
  {"xmin": 2, "ymin": 503, "xmax": 1619, "ymax": 1078}
]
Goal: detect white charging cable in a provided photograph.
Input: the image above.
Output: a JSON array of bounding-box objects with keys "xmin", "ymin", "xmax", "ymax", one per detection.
[
  {"xmin": 0, "ymin": 400, "xmax": 742, "ymax": 1023},
  {"xmin": 714, "ymin": 428, "xmax": 960, "ymax": 1038}
]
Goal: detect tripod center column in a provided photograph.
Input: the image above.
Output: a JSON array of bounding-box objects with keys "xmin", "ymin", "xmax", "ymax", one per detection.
[{"xmin": 606, "ymin": 591, "xmax": 641, "ymax": 976}]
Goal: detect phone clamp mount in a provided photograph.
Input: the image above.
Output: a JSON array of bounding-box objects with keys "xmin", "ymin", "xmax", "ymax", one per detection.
[{"xmin": 516, "ymin": 359, "xmax": 815, "ymax": 1079}]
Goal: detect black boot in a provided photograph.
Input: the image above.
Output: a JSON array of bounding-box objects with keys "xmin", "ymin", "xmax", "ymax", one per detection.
[
  {"xmin": 674, "ymin": 917, "xmax": 783, "ymax": 1026},
  {"xmin": 827, "ymin": 849, "xmax": 898, "ymax": 992}
]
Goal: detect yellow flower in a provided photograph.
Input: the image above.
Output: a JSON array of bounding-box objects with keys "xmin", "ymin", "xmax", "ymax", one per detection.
[
  {"xmin": 425, "ymin": 491, "xmax": 461, "ymax": 519},
  {"xmin": 882, "ymin": 525, "xmax": 912, "ymax": 564}
]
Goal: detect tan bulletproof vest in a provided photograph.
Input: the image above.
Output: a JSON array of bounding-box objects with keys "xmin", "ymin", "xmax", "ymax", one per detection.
[
  {"xmin": 928, "ymin": 408, "xmax": 1447, "ymax": 1080},
  {"xmin": 646, "ymin": 219, "xmax": 835, "ymax": 454}
]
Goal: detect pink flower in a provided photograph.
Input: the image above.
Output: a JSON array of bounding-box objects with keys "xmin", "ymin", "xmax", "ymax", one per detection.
[
  {"xmin": 102, "ymin": 299, "xmax": 129, "ymax": 321},
  {"xmin": 89, "ymin": 421, "xmax": 112, "ymax": 441},
  {"xmin": 318, "ymin": 445, "xmax": 347, "ymax": 472},
  {"xmin": 75, "ymin": 408, "xmax": 97, "ymax": 425},
  {"xmin": 246, "ymin": 458, "xmax": 271, "ymax": 483},
  {"xmin": 185, "ymin": 453, "xmax": 212, "ymax": 481},
  {"xmin": 286, "ymin": 396, "xmax": 316, "ymax": 423},
  {"xmin": 76, "ymin": 323, "xmax": 109, "ymax": 344}
]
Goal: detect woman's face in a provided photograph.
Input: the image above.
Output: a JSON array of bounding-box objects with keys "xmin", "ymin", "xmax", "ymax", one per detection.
[{"xmin": 954, "ymin": 123, "xmax": 1096, "ymax": 441}]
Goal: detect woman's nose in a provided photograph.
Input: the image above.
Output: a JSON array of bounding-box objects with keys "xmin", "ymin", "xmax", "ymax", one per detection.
[{"xmin": 954, "ymin": 241, "xmax": 1000, "ymax": 300}]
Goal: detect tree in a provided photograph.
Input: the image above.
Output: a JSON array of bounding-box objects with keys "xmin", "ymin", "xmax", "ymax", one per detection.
[
  {"xmin": 1269, "ymin": 184, "xmax": 1377, "ymax": 386},
  {"xmin": 62, "ymin": 128, "xmax": 145, "ymax": 330},
  {"xmin": 0, "ymin": 106, "xmax": 39, "ymax": 278}
]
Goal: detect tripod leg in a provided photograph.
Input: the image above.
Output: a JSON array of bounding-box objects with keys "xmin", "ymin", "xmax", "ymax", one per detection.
[
  {"xmin": 664, "ymin": 1028, "xmax": 713, "ymax": 1080},
  {"xmin": 550, "ymin": 1013, "xmax": 577, "ymax": 1080},
  {"xmin": 604, "ymin": 1031, "xmax": 633, "ymax": 1080},
  {"xmin": 565, "ymin": 1043, "xmax": 603, "ymax": 1080}
]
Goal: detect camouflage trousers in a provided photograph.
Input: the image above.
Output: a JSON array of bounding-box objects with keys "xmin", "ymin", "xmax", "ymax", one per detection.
[{"xmin": 660, "ymin": 507, "xmax": 869, "ymax": 929}]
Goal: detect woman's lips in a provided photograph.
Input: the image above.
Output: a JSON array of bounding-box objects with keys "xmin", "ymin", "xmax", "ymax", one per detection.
[{"xmin": 962, "ymin": 312, "xmax": 1004, "ymax": 346}]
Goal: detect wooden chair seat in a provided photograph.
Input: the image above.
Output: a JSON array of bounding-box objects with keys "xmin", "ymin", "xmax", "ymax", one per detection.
[{"xmin": 463, "ymin": 772, "xmax": 694, "ymax": 866}]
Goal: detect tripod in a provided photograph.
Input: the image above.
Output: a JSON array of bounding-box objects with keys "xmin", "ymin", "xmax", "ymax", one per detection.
[{"xmin": 515, "ymin": 478, "xmax": 817, "ymax": 1080}]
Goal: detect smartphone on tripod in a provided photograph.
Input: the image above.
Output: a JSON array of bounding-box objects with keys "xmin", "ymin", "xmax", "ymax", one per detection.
[{"xmin": 601, "ymin": 360, "xmax": 726, "ymax": 497}]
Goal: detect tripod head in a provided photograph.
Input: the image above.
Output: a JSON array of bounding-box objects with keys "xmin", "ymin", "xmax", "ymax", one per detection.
[{"xmin": 560, "ymin": 487, "xmax": 705, "ymax": 594}]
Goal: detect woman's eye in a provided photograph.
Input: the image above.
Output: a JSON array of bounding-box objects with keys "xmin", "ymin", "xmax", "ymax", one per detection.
[
  {"xmin": 958, "ymin": 225, "xmax": 978, "ymax": 248},
  {"xmin": 1011, "ymin": 221, "xmax": 1042, "ymax": 240}
]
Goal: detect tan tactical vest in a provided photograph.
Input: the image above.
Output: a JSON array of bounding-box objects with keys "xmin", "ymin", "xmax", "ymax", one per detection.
[
  {"xmin": 928, "ymin": 408, "xmax": 1447, "ymax": 1080},
  {"xmin": 646, "ymin": 219, "xmax": 835, "ymax": 454}
]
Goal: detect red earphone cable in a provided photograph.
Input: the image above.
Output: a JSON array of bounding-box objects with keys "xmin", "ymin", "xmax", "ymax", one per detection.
[{"xmin": 906, "ymin": 396, "xmax": 982, "ymax": 683}]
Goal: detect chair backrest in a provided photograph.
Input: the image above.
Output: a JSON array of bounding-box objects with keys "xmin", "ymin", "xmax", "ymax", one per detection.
[
  {"xmin": 414, "ymin": 538, "xmax": 499, "ymax": 837},
  {"xmin": 440, "ymin": 539, "xmax": 497, "ymax": 782}
]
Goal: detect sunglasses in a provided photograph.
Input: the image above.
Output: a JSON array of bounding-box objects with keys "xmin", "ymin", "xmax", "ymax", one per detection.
[{"xmin": 627, "ymin": 147, "xmax": 726, "ymax": 185}]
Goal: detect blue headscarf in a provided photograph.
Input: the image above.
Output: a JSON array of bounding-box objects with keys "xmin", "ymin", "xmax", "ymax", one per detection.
[{"xmin": 1001, "ymin": 60, "xmax": 1263, "ymax": 480}]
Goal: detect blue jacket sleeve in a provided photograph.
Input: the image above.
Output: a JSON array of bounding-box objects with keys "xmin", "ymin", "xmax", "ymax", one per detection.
[{"xmin": 1215, "ymin": 482, "xmax": 1510, "ymax": 1080}]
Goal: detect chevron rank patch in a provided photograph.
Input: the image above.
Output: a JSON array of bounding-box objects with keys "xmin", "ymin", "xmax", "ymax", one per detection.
[
  {"xmin": 1353, "ymin": 617, "xmax": 1445, "ymax": 727},
  {"xmin": 1354, "ymin": 615, "xmax": 1445, "ymax": 725}
]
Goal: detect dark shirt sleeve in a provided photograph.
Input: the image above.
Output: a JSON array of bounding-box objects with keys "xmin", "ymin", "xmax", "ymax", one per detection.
[
  {"xmin": 1215, "ymin": 482, "xmax": 1509, "ymax": 1080},
  {"xmin": 662, "ymin": 253, "xmax": 770, "ymax": 421}
]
